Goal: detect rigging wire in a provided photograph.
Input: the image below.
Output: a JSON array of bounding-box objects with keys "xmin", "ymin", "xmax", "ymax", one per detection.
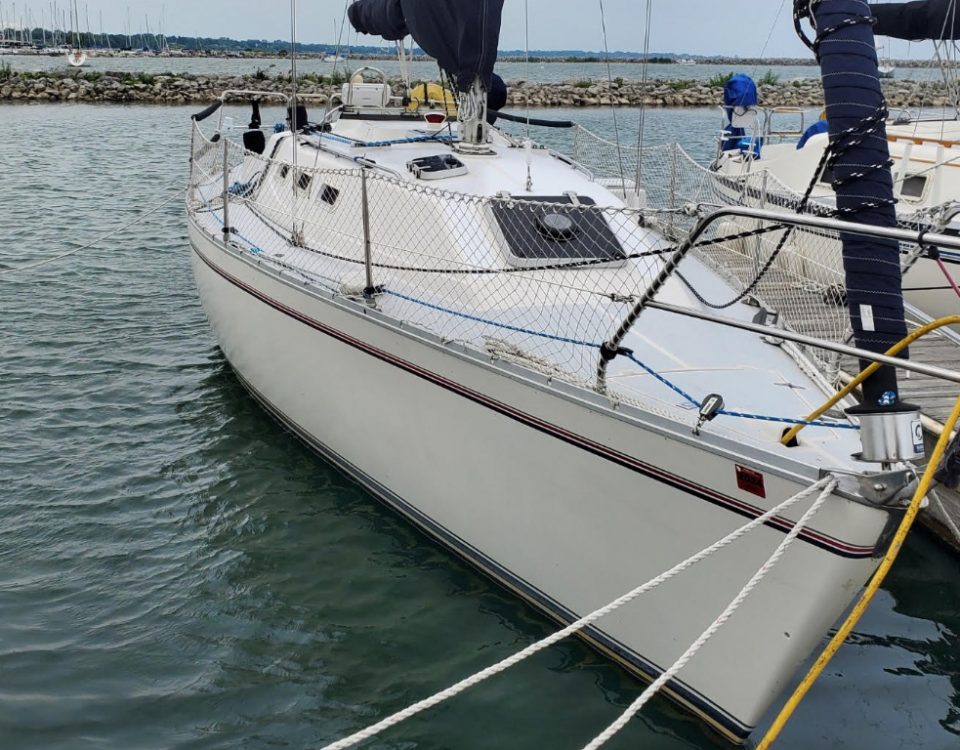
[
  {"xmin": 0, "ymin": 188, "xmax": 183, "ymax": 277},
  {"xmin": 597, "ymin": 0, "xmax": 628, "ymax": 197},
  {"xmin": 524, "ymin": 0, "xmax": 533, "ymax": 191},
  {"xmin": 332, "ymin": 0, "xmax": 350, "ymax": 79},
  {"xmin": 632, "ymin": 0, "xmax": 653, "ymax": 196}
]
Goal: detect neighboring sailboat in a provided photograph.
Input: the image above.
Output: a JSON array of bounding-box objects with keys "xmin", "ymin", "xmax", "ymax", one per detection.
[
  {"xmin": 711, "ymin": 0, "xmax": 960, "ymax": 326},
  {"xmin": 185, "ymin": 0, "xmax": 958, "ymax": 743},
  {"xmin": 65, "ymin": 1, "xmax": 86, "ymax": 67}
]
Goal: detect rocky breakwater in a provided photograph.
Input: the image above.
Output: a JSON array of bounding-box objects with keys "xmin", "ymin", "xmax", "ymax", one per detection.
[
  {"xmin": 0, "ymin": 69, "xmax": 955, "ymax": 108},
  {"xmin": 0, "ymin": 70, "xmax": 342, "ymax": 104},
  {"xmin": 506, "ymin": 76, "xmax": 957, "ymax": 108}
]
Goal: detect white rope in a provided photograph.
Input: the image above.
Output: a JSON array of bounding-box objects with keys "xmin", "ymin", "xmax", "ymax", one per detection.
[
  {"xmin": 0, "ymin": 190, "xmax": 183, "ymax": 277},
  {"xmin": 318, "ymin": 476, "xmax": 837, "ymax": 750},
  {"xmin": 578, "ymin": 477, "xmax": 837, "ymax": 750}
]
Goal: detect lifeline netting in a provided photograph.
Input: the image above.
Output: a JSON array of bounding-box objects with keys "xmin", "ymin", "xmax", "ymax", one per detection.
[
  {"xmin": 189, "ymin": 121, "xmax": 923, "ymax": 401},
  {"xmin": 189, "ymin": 124, "xmax": 678, "ymax": 398},
  {"xmin": 572, "ymin": 126, "xmax": 931, "ymax": 381}
]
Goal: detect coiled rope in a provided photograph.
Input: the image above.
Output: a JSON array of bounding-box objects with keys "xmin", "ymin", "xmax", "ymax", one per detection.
[{"xmin": 317, "ymin": 477, "xmax": 838, "ymax": 750}]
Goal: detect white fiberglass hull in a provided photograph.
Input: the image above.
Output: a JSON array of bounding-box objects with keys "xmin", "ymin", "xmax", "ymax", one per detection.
[{"xmin": 189, "ymin": 223, "xmax": 890, "ymax": 743}]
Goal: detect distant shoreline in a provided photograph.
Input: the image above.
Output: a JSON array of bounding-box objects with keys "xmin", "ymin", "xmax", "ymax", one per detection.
[
  {"xmin": 0, "ymin": 48, "xmax": 951, "ymax": 69},
  {"xmin": 0, "ymin": 69, "xmax": 954, "ymax": 108}
]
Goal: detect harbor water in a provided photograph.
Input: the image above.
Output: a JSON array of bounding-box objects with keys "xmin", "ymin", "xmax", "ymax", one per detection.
[{"xmin": 2, "ymin": 103, "xmax": 959, "ymax": 750}]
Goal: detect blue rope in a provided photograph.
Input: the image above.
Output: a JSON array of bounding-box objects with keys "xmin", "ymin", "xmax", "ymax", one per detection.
[
  {"xmin": 385, "ymin": 290, "xmax": 857, "ymax": 430},
  {"xmin": 352, "ymin": 134, "xmax": 456, "ymax": 148},
  {"xmin": 319, "ymin": 132, "xmax": 456, "ymax": 149},
  {"xmin": 623, "ymin": 352, "xmax": 700, "ymax": 407},
  {"xmin": 318, "ymin": 132, "xmax": 357, "ymax": 146},
  {"xmin": 719, "ymin": 410, "xmax": 858, "ymax": 430},
  {"xmin": 200, "ymin": 193, "xmax": 263, "ymax": 255}
]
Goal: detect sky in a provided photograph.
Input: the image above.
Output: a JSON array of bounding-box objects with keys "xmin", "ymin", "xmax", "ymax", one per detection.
[{"xmin": 0, "ymin": 1, "xmax": 942, "ymax": 59}]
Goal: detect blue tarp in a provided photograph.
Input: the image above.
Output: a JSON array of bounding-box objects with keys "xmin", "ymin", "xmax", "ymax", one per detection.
[
  {"xmin": 723, "ymin": 74, "xmax": 758, "ymax": 110},
  {"xmin": 720, "ymin": 74, "xmax": 760, "ymax": 155},
  {"xmin": 349, "ymin": 0, "xmax": 504, "ymax": 91}
]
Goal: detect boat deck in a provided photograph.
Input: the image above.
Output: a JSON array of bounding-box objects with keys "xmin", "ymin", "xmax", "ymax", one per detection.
[{"xmin": 694, "ymin": 242, "xmax": 960, "ymax": 548}]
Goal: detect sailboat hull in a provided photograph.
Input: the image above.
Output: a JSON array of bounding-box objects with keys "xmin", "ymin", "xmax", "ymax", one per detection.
[{"xmin": 188, "ymin": 221, "xmax": 891, "ymax": 743}]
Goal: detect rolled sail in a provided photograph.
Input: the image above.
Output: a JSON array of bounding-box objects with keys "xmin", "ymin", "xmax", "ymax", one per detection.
[
  {"xmin": 814, "ymin": 0, "xmax": 907, "ymax": 403},
  {"xmin": 348, "ymin": 0, "xmax": 504, "ymax": 91},
  {"xmin": 872, "ymin": 0, "xmax": 960, "ymax": 40}
]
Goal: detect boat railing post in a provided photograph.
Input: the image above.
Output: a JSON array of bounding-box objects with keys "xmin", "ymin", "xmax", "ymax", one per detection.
[
  {"xmin": 668, "ymin": 144, "xmax": 679, "ymax": 236},
  {"xmin": 221, "ymin": 135, "xmax": 231, "ymax": 242},
  {"xmin": 360, "ymin": 167, "xmax": 377, "ymax": 301}
]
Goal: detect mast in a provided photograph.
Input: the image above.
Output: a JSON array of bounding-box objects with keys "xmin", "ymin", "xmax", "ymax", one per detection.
[{"xmin": 798, "ymin": 0, "xmax": 907, "ymax": 406}]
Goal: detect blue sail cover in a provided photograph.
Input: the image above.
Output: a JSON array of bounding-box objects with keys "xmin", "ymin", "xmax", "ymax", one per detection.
[
  {"xmin": 348, "ymin": 0, "xmax": 505, "ymax": 91},
  {"xmin": 872, "ymin": 0, "xmax": 960, "ymax": 40},
  {"xmin": 814, "ymin": 1, "xmax": 907, "ymax": 397}
]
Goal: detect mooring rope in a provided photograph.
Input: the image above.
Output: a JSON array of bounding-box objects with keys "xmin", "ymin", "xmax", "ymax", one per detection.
[
  {"xmin": 758, "ymin": 392, "xmax": 960, "ymax": 748},
  {"xmin": 0, "ymin": 188, "xmax": 183, "ymax": 278},
  {"xmin": 578, "ymin": 477, "xmax": 836, "ymax": 750},
  {"xmin": 317, "ymin": 477, "xmax": 838, "ymax": 750}
]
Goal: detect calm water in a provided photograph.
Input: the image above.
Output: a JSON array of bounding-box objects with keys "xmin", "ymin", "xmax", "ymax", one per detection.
[
  {"xmin": 0, "ymin": 53, "xmax": 949, "ymax": 84},
  {"xmin": 1, "ymin": 103, "xmax": 959, "ymax": 750}
]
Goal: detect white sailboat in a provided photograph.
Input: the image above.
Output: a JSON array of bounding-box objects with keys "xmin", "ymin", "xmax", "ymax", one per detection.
[
  {"xmin": 65, "ymin": 1, "xmax": 86, "ymax": 67},
  {"xmin": 185, "ymin": 0, "xmax": 960, "ymax": 743},
  {"xmin": 706, "ymin": 4, "xmax": 960, "ymax": 330}
]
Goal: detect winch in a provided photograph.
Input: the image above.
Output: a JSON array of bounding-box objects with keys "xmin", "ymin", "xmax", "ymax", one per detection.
[{"xmin": 847, "ymin": 400, "xmax": 925, "ymax": 465}]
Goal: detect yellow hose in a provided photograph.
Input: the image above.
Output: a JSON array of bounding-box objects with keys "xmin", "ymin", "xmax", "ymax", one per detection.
[
  {"xmin": 781, "ymin": 315, "xmax": 960, "ymax": 447},
  {"xmin": 757, "ymin": 391, "xmax": 960, "ymax": 749}
]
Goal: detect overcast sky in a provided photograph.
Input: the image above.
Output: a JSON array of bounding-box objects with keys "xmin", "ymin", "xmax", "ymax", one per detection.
[{"xmin": 1, "ymin": 1, "xmax": 939, "ymax": 59}]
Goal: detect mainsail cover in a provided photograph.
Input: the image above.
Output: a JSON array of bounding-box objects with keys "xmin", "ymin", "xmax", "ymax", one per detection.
[
  {"xmin": 348, "ymin": 0, "xmax": 505, "ymax": 91},
  {"xmin": 872, "ymin": 0, "xmax": 960, "ymax": 40},
  {"xmin": 814, "ymin": 0, "xmax": 907, "ymax": 403}
]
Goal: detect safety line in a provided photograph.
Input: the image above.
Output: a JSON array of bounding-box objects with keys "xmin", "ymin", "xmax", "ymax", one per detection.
[{"xmin": 1, "ymin": 188, "xmax": 183, "ymax": 277}]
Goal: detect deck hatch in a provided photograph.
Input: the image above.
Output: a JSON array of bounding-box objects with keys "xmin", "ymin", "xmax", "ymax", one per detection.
[{"xmin": 491, "ymin": 195, "xmax": 626, "ymax": 269}]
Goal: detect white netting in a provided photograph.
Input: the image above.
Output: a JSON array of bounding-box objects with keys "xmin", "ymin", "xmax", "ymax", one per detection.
[
  {"xmin": 188, "ymin": 125, "xmax": 676, "ymax": 388},
  {"xmin": 189, "ymin": 122, "xmax": 928, "ymax": 396},
  {"xmin": 572, "ymin": 126, "xmax": 854, "ymax": 378},
  {"xmin": 571, "ymin": 126, "xmax": 931, "ymax": 382}
]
